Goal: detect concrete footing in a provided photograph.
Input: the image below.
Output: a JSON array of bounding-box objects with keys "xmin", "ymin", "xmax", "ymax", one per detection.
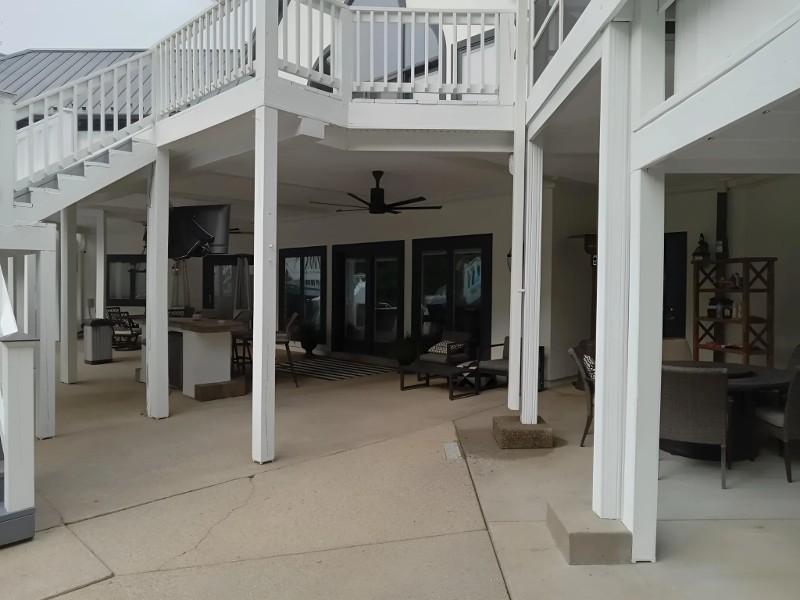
[
  {"xmin": 492, "ymin": 416, "xmax": 553, "ymax": 449},
  {"xmin": 546, "ymin": 498, "xmax": 632, "ymax": 565}
]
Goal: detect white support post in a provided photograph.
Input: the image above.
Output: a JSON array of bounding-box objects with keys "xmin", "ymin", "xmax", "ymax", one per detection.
[
  {"xmin": 13, "ymin": 255, "xmax": 25, "ymax": 325},
  {"xmin": 146, "ymin": 150, "xmax": 170, "ymax": 420},
  {"xmin": 539, "ymin": 182, "xmax": 554, "ymax": 383},
  {"xmin": 593, "ymin": 21, "xmax": 632, "ymax": 520},
  {"xmin": 497, "ymin": 13, "xmax": 517, "ymax": 105},
  {"xmin": 95, "ymin": 210, "xmax": 107, "ymax": 319},
  {"xmin": 1, "ymin": 338, "xmax": 37, "ymax": 514},
  {"xmin": 59, "ymin": 205, "xmax": 78, "ymax": 384},
  {"xmin": 256, "ymin": 0, "xmax": 279, "ymax": 80},
  {"xmin": 622, "ymin": 1, "xmax": 667, "ymax": 563},
  {"xmin": 507, "ymin": 0, "xmax": 531, "ymax": 412},
  {"xmin": 252, "ymin": 104, "xmax": 278, "ymax": 464},
  {"xmin": 520, "ymin": 141, "xmax": 544, "ymax": 425},
  {"xmin": 623, "ymin": 168, "xmax": 665, "ymax": 563},
  {"xmin": 23, "ymin": 254, "xmax": 37, "ymax": 336},
  {"xmin": 0, "ymin": 92, "xmax": 15, "ymax": 221},
  {"xmin": 37, "ymin": 249, "xmax": 57, "ymax": 439}
]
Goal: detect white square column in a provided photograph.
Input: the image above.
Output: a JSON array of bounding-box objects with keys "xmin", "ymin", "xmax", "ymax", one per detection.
[
  {"xmin": 23, "ymin": 254, "xmax": 37, "ymax": 335},
  {"xmin": 37, "ymin": 249, "xmax": 57, "ymax": 439},
  {"xmin": 252, "ymin": 105, "xmax": 279, "ymax": 464},
  {"xmin": 623, "ymin": 168, "xmax": 665, "ymax": 562},
  {"xmin": 59, "ymin": 205, "xmax": 78, "ymax": 384},
  {"xmin": 146, "ymin": 149, "xmax": 170, "ymax": 420},
  {"xmin": 95, "ymin": 210, "xmax": 107, "ymax": 319},
  {"xmin": 593, "ymin": 21, "xmax": 632, "ymax": 520},
  {"xmin": 520, "ymin": 141, "xmax": 545, "ymax": 425}
]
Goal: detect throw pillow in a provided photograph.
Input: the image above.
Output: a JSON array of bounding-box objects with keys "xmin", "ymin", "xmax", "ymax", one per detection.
[
  {"xmin": 428, "ymin": 341, "xmax": 466, "ymax": 355},
  {"xmin": 583, "ymin": 354, "xmax": 596, "ymax": 381}
]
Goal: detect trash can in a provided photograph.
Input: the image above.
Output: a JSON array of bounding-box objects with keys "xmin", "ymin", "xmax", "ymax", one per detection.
[{"xmin": 84, "ymin": 319, "xmax": 113, "ymax": 364}]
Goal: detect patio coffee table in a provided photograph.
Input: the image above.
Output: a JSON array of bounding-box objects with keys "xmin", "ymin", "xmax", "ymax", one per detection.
[{"xmin": 400, "ymin": 361, "xmax": 481, "ymax": 400}]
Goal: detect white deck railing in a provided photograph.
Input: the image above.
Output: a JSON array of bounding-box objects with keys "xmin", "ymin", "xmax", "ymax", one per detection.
[
  {"xmin": 154, "ymin": 0, "xmax": 256, "ymax": 117},
  {"xmin": 350, "ymin": 8, "xmax": 512, "ymax": 98},
  {"xmin": 14, "ymin": 52, "xmax": 153, "ymax": 187},
  {"xmin": 12, "ymin": 1, "xmax": 516, "ymax": 189}
]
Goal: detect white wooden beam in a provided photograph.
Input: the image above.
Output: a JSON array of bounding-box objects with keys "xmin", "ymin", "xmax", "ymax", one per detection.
[
  {"xmin": 1, "ymin": 337, "xmax": 37, "ymax": 513},
  {"xmin": 13, "ymin": 255, "xmax": 25, "ymax": 326},
  {"xmin": 146, "ymin": 151, "xmax": 170, "ymax": 420},
  {"xmin": 36, "ymin": 249, "xmax": 57, "ymax": 440},
  {"xmin": 623, "ymin": 167, "xmax": 665, "ymax": 563},
  {"xmin": 252, "ymin": 105, "xmax": 278, "ymax": 464},
  {"xmin": 593, "ymin": 22, "xmax": 632, "ymax": 520},
  {"xmin": 632, "ymin": 14, "xmax": 800, "ymax": 169},
  {"xmin": 59, "ymin": 205, "xmax": 78, "ymax": 384},
  {"xmin": 520, "ymin": 141, "xmax": 544, "ymax": 425}
]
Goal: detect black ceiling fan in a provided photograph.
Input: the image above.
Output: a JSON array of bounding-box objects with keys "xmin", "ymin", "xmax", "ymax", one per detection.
[{"xmin": 310, "ymin": 171, "xmax": 442, "ymax": 215}]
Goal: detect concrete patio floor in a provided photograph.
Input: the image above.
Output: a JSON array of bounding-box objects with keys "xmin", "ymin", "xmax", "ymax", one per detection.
[{"xmin": 2, "ymin": 345, "xmax": 800, "ymax": 598}]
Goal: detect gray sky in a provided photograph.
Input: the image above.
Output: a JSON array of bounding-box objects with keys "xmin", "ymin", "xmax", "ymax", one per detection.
[{"xmin": 1, "ymin": 0, "xmax": 214, "ymax": 54}]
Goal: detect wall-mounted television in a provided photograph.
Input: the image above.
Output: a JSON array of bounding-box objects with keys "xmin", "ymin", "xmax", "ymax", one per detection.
[{"xmin": 168, "ymin": 204, "xmax": 231, "ymax": 260}]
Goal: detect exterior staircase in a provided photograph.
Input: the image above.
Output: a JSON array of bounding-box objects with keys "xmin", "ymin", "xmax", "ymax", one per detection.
[{"xmin": 12, "ymin": 138, "xmax": 156, "ymax": 225}]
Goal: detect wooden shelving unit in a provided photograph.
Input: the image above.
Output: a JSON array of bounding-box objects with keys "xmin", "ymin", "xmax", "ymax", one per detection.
[{"xmin": 693, "ymin": 257, "xmax": 776, "ymax": 366}]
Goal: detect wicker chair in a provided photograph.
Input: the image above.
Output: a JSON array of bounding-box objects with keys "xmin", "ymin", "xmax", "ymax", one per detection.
[
  {"xmin": 755, "ymin": 368, "xmax": 800, "ymax": 483},
  {"xmin": 661, "ymin": 365, "xmax": 731, "ymax": 489},
  {"xmin": 568, "ymin": 346, "xmax": 595, "ymax": 447}
]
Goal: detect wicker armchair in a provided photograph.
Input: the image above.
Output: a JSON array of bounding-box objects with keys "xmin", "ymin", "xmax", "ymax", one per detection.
[
  {"xmin": 755, "ymin": 368, "xmax": 800, "ymax": 482},
  {"xmin": 568, "ymin": 346, "xmax": 595, "ymax": 447},
  {"xmin": 661, "ymin": 365, "xmax": 731, "ymax": 489}
]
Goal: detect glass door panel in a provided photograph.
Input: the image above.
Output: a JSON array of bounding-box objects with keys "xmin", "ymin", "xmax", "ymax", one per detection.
[
  {"xmin": 213, "ymin": 264, "xmax": 235, "ymax": 319},
  {"xmin": 374, "ymin": 257, "xmax": 400, "ymax": 345},
  {"xmin": 283, "ymin": 256, "xmax": 303, "ymax": 324},
  {"xmin": 454, "ymin": 249, "xmax": 482, "ymax": 340},
  {"xmin": 420, "ymin": 250, "xmax": 448, "ymax": 348},
  {"xmin": 304, "ymin": 255, "xmax": 323, "ymax": 332},
  {"xmin": 344, "ymin": 258, "xmax": 367, "ymax": 343}
]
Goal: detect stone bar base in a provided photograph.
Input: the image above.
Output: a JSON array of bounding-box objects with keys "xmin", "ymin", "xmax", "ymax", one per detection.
[
  {"xmin": 492, "ymin": 416, "xmax": 554, "ymax": 449},
  {"xmin": 194, "ymin": 378, "xmax": 247, "ymax": 402}
]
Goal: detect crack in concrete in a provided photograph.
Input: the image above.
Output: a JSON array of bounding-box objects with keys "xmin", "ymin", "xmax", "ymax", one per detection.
[{"xmin": 157, "ymin": 476, "xmax": 258, "ymax": 571}]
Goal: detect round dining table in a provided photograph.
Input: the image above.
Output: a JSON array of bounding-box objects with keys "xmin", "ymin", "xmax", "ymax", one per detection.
[{"xmin": 661, "ymin": 360, "xmax": 791, "ymax": 461}]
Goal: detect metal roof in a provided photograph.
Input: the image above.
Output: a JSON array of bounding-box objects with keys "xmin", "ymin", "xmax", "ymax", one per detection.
[{"xmin": 0, "ymin": 49, "xmax": 146, "ymax": 104}]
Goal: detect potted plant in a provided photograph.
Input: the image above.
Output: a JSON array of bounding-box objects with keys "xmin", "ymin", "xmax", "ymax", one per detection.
[
  {"xmin": 390, "ymin": 333, "xmax": 418, "ymax": 366},
  {"xmin": 298, "ymin": 323, "xmax": 318, "ymax": 357}
]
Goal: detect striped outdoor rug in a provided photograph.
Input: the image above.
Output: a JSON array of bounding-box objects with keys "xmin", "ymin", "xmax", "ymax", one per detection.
[{"xmin": 275, "ymin": 356, "xmax": 396, "ymax": 381}]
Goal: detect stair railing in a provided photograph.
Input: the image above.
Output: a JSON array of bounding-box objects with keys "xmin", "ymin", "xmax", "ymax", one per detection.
[
  {"xmin": 14, "ymin": 52, "xmax": 154, "ymax": 190},
  {"xmin": 154, "ymin": 0, "xmax": 257, "ymax": 117},
  {"xmin": 277, "ymin": 0, "xmax": 345, "ymax": 94}
]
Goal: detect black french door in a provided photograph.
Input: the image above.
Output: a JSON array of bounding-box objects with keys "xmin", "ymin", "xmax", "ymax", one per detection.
[
  {"xmin": 412, "ymin": 234, "xmax": 493, "ymax": 358},
  {"xmin": 279, "ymin": 246, "xmax": 327, "ymax": 336},
  {"xmin": 332, "ymin": 241, "xmax": 404, "ymax": 356}
]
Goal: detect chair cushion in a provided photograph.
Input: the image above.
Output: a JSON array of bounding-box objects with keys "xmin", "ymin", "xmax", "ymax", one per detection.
[
  {"xmin": 428, "ymin": 341, "xmax": 466, "ymax": 355},
  {"xmin": 481, "ymin": 358, "xmax": 509, "ymax": 375},
  {"xmin": 755, "ymin": 406, "xmax": 785, "ymax": 428},
  {"xmin": 583, "ymin": 355, "xmax": 596, "ymax": 381},
  {"xmin": 419, "ymin": 352, "xmax": 470, "ymax": 365}
]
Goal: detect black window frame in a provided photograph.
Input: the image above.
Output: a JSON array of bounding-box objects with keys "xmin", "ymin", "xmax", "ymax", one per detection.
[{"xmin": 106, "ymin": 254, "xmax": 148, "ymax": 307}]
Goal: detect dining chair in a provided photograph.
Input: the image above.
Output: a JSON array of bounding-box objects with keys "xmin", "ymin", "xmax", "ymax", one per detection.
[
  {"xmin": 755, "ymin": 368, "xmax": 800, "ymax": 483},
  {"xmin": 661, "ymin": 365, "xmax": 731, "ymax": 489},
  {"xmin": 568, "ymin": 346, "xmax": 595, "ymax": 447},
  {"xmin": 275, "ymin": 313, "xmax": 299, "ymax": 388}
]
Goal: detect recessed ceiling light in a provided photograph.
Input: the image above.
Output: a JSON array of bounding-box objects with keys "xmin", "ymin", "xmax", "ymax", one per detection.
[{"xmin": 707, "ymin": 136, "xmax": 715, "ymax": 141}]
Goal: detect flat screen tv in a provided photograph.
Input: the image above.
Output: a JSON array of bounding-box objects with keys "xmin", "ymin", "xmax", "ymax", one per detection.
[{"xmin": 168, "ymin": 205, "xmax": 231, "ymax": 260}]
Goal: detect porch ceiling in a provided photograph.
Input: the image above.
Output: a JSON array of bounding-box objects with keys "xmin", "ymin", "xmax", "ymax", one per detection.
[{"xmin": 77, "ymin": 123, "xmax": 513, "ymax": 228}]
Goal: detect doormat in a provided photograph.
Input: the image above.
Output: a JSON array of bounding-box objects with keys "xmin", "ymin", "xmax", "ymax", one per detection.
[{"xmin": 275, "ymin": 356, "xmax": 396, "ymax": 381}]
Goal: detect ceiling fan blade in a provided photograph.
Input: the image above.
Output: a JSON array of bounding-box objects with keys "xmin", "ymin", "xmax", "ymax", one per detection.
[
  {"xmin": 397, "ymin": 205, "xmax": 442, "ymax": 211},
  {"xmin": 347, "ymin": 193, "xmax": 371, "ymax": 207},
  {"xmin": 310, "ymin": 200, "xmax": 362, "ymax": 208},
  {"xmin": 336, "ymin": 208, "xmax": 369, "ymax": 213},
  {"xmin": 387, "ymin": 196, "xmax": 427, "ymax": 208}
]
